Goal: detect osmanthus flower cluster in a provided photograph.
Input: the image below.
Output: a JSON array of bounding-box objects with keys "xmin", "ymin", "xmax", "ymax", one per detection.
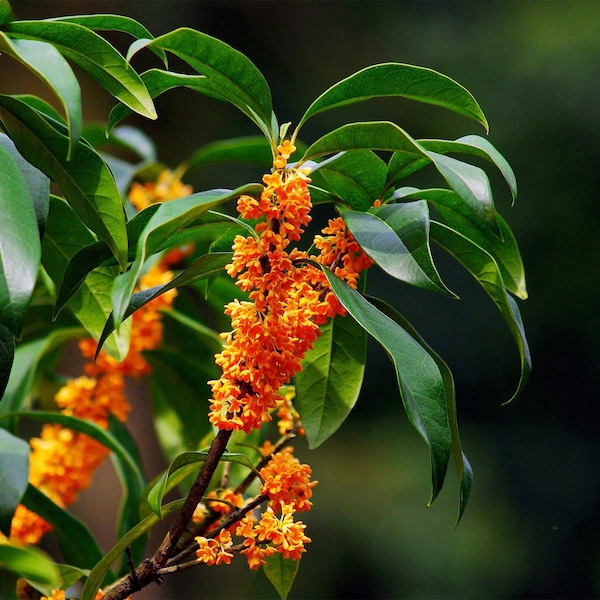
[{"xmin": 8, "ymin": 175, "xmax": 184, "ymax": 546}]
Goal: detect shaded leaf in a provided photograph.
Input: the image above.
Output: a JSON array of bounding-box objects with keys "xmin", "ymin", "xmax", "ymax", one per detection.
[
  {"xmin": 323, "ymin": 271, "xmax": 450, "ymax": 503},
  {"xmin": 308, "ymin": 150, "xmax": 387, "ymax": 211},
  {"xmin": 367, "ymin": 295, "xmax": 472, "ymax": 525},
  {"xmin": 430, "ymin": 221, "xmax": 531, "ymax": 402},
  {"xmin": 6, "ymin": 19, "xmax": 156, "ymax": 120},
  {"xmin": 0, "ymin": 428, "xmax": 29, "ymax": 535},
  {"xmin": 344, "ymin": 207, "xmax": 455, "ymax": 297},
  {"xmin": 0, "ymin": 96, "xmax": 128, "ymax": 268},
  {"xmin": 0, "ymin": 324, "xmax": 14, "ymax": 400},
  {"xmin": 263, "ymin": 553, "xmax": 300, "ymax": 600},
  {"xmin": 296, "ymin": 62, "xmax": 488, "ymax": 132},
  {"xmin": 0, "ymin": 0, "xmax": 13, "ymax": 25},
  {"xmin": 82, "ymin": 123, "xmax": 157, "ymax": 163},
  {"xmin": 21, "ymin": 484, "xmax": 104, "ymax": 570},
  {"xmin": 0, "ymin": 34, "xmax": 81, "ymax": 157},
  {"xmin": 295, "ymin": 314, "xmax": 366, "ymax": 448},
  {"xmin": 81, "ymin": 499, "xmax": 184, "ymax": 600},
  {"xmin": 0, "ymin": 143, "xmax": 41, "ymax": 337},
  {"xmin": 128, "ymin": 29, "xmax": 273, "ymax": 137}
]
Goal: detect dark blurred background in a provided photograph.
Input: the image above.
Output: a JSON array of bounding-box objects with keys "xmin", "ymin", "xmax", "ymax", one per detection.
[{"xmin": 4, "ymin": 1, "xmax": 600, "ymax": 598}]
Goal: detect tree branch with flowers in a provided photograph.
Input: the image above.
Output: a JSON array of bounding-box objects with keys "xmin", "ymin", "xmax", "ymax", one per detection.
[{"xmin": 0, "ymin": 2, "xmax": 529, "ymax": 599}]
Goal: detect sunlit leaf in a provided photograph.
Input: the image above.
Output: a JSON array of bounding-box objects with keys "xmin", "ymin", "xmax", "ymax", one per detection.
[
  {"xmin": 0, "ymin": 34, "xmax": 81, "ymax": 157},
  {"xmin": 0, "ymin": 97, "xmax": 128, "ymax": 268},
  {"xmin": 263, "ymin": 553, "xmax": 300, "ymax": 600},
  {"xmin": 296, "ymin": 62, "xmax": 488, "ymax": 132},
  {"xmin": 128, "ymin": 29, "xmax": 273, "ymax": 138},
  {"xmin": 419, "ymin": 135, "xmax": 517, "ymax": 203},
  {"xmin": 323, "ymin": 272, "xmax": 451, "ymax": 503},
  {"xmin": 42, "ymin": 196, "xmax": 129, "ymax": 360},
  {"xmin": 344, "ymin": 207, "xmax": 456, "ymax": 297},
  {"xmin": 6, "ymin": 19, "xmax": 156, "ymax": 120},
  {"xmin": 430, "ymin": 221, "xmax": 531, "ymax": 402},
  {"xmin": 0, "ymin": 132, "xmax": 49, "ymax": 237},
  {"xmin": 395, "ymin": 187, "xmax": 527, "ymax": 298},
  {"xmin": 0, "ymin": 541, "xmax": 60, "ymax": 589},
  {"xmin": 0, "ymin": 143, "xmax": 41, "ymax": 337},
  {"xmin": 296, "ymin": 314, "xmax": 366, "ymax": 448},
  {"xmin": 0, "ymin": 428, "xmax": 29, "ymax": 535},
  {"xmin": 110, "ymin": 184, "xmax": 262, "ymax": 331}
]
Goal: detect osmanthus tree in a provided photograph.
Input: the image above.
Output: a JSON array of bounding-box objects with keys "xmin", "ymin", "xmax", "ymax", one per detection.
[{"xmin": 0, "ymin": 1, "xmax": 530, "ymax": 598}]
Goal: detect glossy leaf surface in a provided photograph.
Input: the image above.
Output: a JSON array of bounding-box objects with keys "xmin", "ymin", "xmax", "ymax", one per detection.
[
  {"xmin": 296, "ymin": 314, "xmax": 367, "ymax": 448},
  {"xmin": 430, "ymin": 221, "xmax": 531, "ymax": 401},
  {"xmin": 128, "ymin": 29, "xmax": 273, "ymax": 137},
  {"xmin": 0, "ymin": 97, "xmax": 128, "ymax": 268},
  {"xmin": 0, "ymin": 143, "xmax": 41, "ymax": 337},
  {"xmin": 344, "ymin": 207, "xmax": 455, "ymax": 297},
  {"xmin": 296, "ymin": 62, "xmax": 488, "ymax": 131},
  {"xmin": 0, "ymin": 34, "xmax": 81, "ymax": 157},
  {"xmin": 323, "ymin": 271, "xmax": 451, "ymax": 503},
  {"xmin": 6, "ymin": 19, "xmax": 156, "ymax": 120},
  {"xmin": 0, "ymin": 541, "xmax": 60, "ymax": 589},
  {"xmin": 0, "ymin": 427, "xmax": 29, "ymax": 535}
]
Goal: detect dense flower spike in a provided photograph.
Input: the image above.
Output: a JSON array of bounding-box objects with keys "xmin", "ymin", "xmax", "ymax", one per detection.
[
  {"xmin": 10, "ymin": 172, "xmax": 185, "ymax": 545},
  {"xmin": 209, "ymin": 144, "xmax": 372, "ymax": 434}
]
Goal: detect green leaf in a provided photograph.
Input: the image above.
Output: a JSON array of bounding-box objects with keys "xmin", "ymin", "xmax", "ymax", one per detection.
[
  {"xmin": 97, "ymin": 253, "xmax": 231, "ymax": 352},
  {"xmin": 308, "ymin": 150, "xmax": 387, "ymax": 211},
  {"xmin": 295, "ymin": 314, "xmax": 366, "ymax": 448},
  {"xmin": 0, "ymin": 132, "xmax": 50, "ymax": 237},
  {"xmin": 128, "ymin": 29, "xmax": 273, "ymax": 138},
  {"xmin": 419, "ymin": 135, "xmax": 517, "ymax": 203},
  {"xmin": 344, "ymin": 207, "xmax": 456, "ymax": 297},
  {"xmin": 2, "ymin": 411, "xmax": 145, "ymax": 491},
  {"xmin": 396, "ymin": 187, "xmax": 527, "ymax": 299},
  {"xmin": 263, "ymin": 553, "xmax": 300, "ymax": 600},
  {"xmin": 110, "ymin": 184, "xmax": 261, "ymax": 330},
  {"xmin": 6, "ymin": 19, "xmax": 157, "ymax": 120},
  {"xmin": 296, "ymin": 62, "xmax": 488, "ymax": 133},
  {"xmin": 42, "ymin": 196, "xmax": 129, "ymax": 360},
  {"xmin": 21, "ymin": 484, "xmax": 104, "ymax": 570},
  {"xmin": 386, "ymin": 150, "xmax": 431, "ymax": 184},
  {"xmin": 430, "ymin": 221, "xmax": 531, "ymax": 402},
  {"xmin": 0, "ymin": 324, "xmax": 14, "ymax": 400},
  {"xmin": 147, "ymin": 450, "xmax": 255, "ymax": 519},
  {"xmin": 0, "ymin": 34, "xmax": 82, "ymax": 158},
  {"xmin": 0, "ymin": 96, "xmax": 128, "ymax": 268},
  {"xmin": 46, "ymin": 13, "xmax": 167, "ymax": 65},
  {"xmin": 82, "ymin": 123, "xmax": 157, "ymax": 163},
  {"xmin": 0, "ymin": 142, "xmax": 41, "ymax": 337},
  {"xmin": 81, "ymin": 499, "xmax": 184, "ymax": 600},
  {"xmin": 0, "ymin": 541, "xmax": 60, "ymax": 589},
  {"xmin": 179, "ymin": 135, "xmax": 273, "ymax": 175},
  {"xmin": 107, "ymin": 68, "xmax": 227, "ymax": 132},
  {"xmin": 367, "ymin": 295, "xmax": 473, "ymax": 525},
  {"xmin": 0, "ymin": 428, "xmax": 29, "ymax": 535},
  {"xmin": 0, "ymin": 0, "xmax": 13, "ymax": 25},
  {"xmin": 322, "ymin": 271, "xmax": 451, "ymax": 504}
]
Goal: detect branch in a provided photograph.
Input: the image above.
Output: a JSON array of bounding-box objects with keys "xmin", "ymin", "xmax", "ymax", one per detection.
[{"xmin": 103, "ymin": 428, "xmax": 232, "ymax": 600}]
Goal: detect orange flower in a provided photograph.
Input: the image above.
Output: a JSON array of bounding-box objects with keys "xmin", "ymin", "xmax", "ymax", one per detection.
[
  {"xmin": 195, "ymin": 530, "xmax": 234, "ymax": 566},
  {"xmin": 128, "ymin": 169, "xmax": 193, "ymax": 211},
  {"xmin": 260, "ymin": 448, "xmax": 317, "ymax": 512}
]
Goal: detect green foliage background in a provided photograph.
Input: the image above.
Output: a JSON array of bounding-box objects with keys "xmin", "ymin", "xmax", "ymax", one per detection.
[{"xmin": 3, "ymin": 1, "xmax": 599, "ymax": 598}]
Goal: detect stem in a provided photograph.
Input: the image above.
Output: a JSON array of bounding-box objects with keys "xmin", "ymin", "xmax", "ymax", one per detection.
[{"xmin": 103, "ymin": 429, "xmax": 232, "ymax": 600}]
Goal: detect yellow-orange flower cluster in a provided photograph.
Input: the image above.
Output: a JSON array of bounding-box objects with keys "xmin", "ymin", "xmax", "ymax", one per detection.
[
  {"xmin": 10, "ymin": 172, "xmax": 186, "ymax": 545},
  {"xmin": 209, "ymin": 143, "xmax": 372, "ymax": 434},
  {"xmin": 128, "ymin": 169, "xmax": 193, "ymax": 211}
]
